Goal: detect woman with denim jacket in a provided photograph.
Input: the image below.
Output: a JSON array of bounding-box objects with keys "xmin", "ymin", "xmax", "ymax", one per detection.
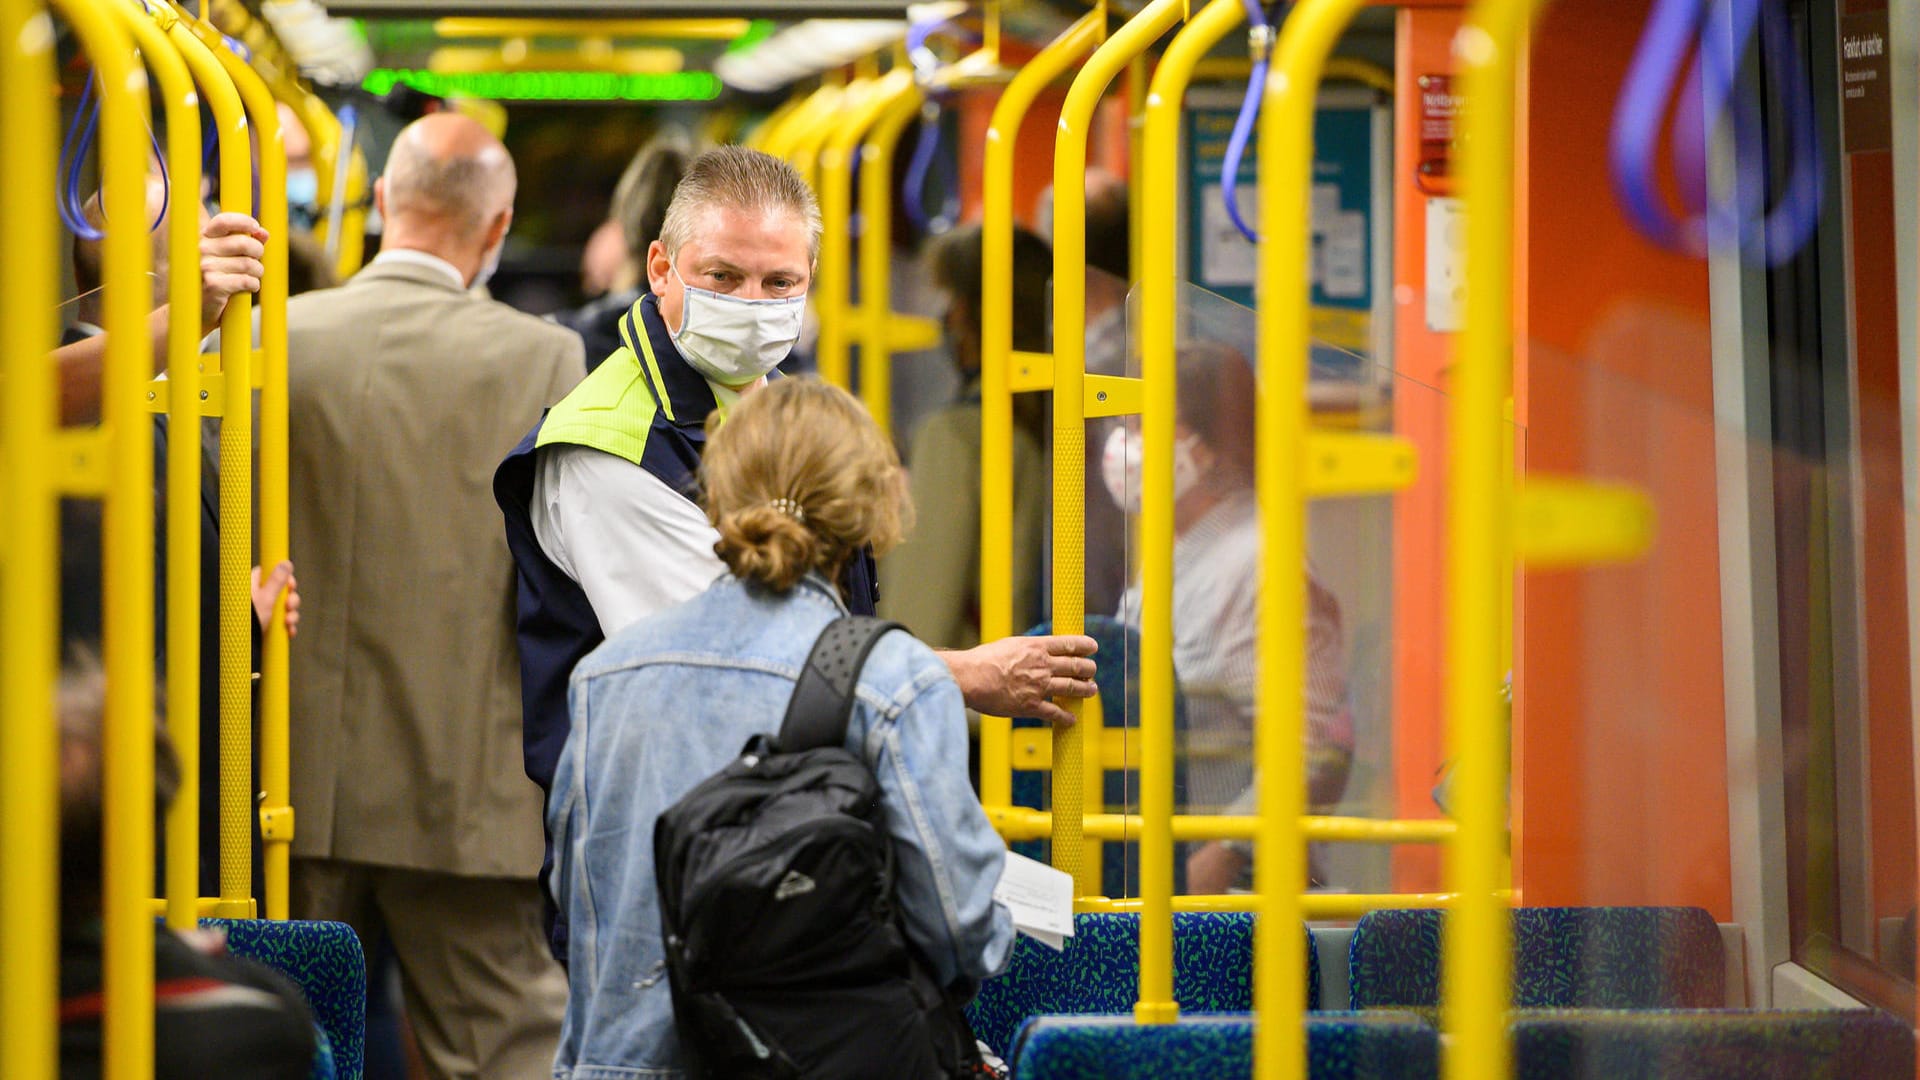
[{"xmin": 547, "ymin": 376, "xmax": 1016, "ymax": 1079}]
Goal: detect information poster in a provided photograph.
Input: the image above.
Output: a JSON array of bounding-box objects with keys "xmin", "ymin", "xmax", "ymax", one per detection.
[{"xmin": 1184, "ymin": 96, "xmax": 1384, "ymax": 361}]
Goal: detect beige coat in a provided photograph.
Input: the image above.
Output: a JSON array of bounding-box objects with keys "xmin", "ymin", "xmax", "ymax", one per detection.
[{"xmin": 286, "ymin": 258, "xmax": 584, "ymax": 877}]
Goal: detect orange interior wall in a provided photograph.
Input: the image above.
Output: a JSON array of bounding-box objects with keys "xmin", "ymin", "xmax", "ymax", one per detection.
[
  {"xmin": 1389, "ymin": 6, "xmax": 1462, "ymax": 894},
  {"xmin": 956, "ymin": 86, "xmax": 1069, "ymax": 229},
  {"xmin": 1516, "ymin": 0, "xmax": 1732, "ymax": 917}
]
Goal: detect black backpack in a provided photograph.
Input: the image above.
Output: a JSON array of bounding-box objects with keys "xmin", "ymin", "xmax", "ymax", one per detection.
[{"xmin": 653, "ymin": 616, "xmax": 985, "ymax": 1079}]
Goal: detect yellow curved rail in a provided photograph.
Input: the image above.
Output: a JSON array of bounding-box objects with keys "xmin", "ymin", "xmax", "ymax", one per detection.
[
  {"xmin": 1256, "ymin": 0, "xmax": 1372, "ymax": 1074},
  {"xmin": 162, "ymin": 6, "xmax": 257, "ymax": 921},
  {"xmin": 186, "ymin": 13, "xmax": 294, "ymax": 923},
  {"xmin": 817, "ymin": 67, "xmax": 913, "ymax": 391},
  {"xmin": 1444, "ymin": 0, "xmax": 1537, "ymax": 1076},
  {"xmin": 0, "ymin": 0, "xmax": 64, "ymax": 1070},
  {"xmin": 44, "ymin": 2, "xmax": 155, "ymax": 1074},
  {"xmin": 978, "ymin": 10, "xmax": 1102, "ymax": 812},
  {"xmin": 857, "ymin": 81, "xmax": 926, "ymax": 435},
  {"xmin": 793, "ymin": 77, "xmax": 870, "ymax": 197},
  {"xmin": 759, "ymin": 81, "xmax": 841, "ymax": 160},
  {"xmin": 746, "ymin": 88, "xmax": 808, "ymax": 151},
  {"xmin": 111, "ymin": 0, "xmax": 205, "ymax": 935},
  {"xmin": 1050, "ymin": 0, "xmax": 1185, "ymax": 903},
  {"xmin": 1135, "ymin": 0, "xmax": 1246, "ymax": 1023}
]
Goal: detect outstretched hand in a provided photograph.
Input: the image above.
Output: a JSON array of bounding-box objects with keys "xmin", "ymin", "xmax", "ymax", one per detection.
[{"xmin": 941, "ymin": 634, "xmax": 1098, "ymax": 726}]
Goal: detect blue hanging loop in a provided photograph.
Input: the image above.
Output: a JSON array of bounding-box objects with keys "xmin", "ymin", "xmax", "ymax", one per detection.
[
  {"xmin": 901, "ymin": 12, "xmax": 970, "ymax": 234},
  {"xmin": 60, "ymin": 65, "xmax": 172, "ymax": 241},
  {"xmin": 1218, "ymin": 0, "xmax": 1273, "ymax": 246},
  {"xmin": 1609, "ymin": 0, "xmax": 1821, "ymax": 266}
]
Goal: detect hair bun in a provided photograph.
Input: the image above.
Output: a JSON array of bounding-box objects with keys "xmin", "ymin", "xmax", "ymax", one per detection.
[{"xmin": 715, "ymin": 503, "xmax": 821, "ymax": 593}]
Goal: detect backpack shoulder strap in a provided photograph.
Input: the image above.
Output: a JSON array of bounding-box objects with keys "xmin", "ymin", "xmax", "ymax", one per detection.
[{"xmin": 777, "ymin": 616, "xmax": 903, "ymax": 753}]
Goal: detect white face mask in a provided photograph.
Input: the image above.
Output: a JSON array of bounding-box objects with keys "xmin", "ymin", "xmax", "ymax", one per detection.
[
  {"xmin": 1101, "ymin": 425, "xmax": 1203, "ymax": 515},
  {"xmin": 669, "ymin": 265, "xmax": 806, "ymax": 386}
]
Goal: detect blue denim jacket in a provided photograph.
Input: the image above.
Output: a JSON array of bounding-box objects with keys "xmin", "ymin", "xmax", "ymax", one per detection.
[{"xmin": 549, "ymin": 573, "xmax": 1016, "ymax": 1079}]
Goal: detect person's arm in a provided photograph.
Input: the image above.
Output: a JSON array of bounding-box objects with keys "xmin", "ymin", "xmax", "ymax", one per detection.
[
  {"xmin": 56, "ymin": 213, "xmax": 267, "ymax": 426},
  {"xmin": 877, "ymin": 412, "xmax": 976, "ymax": 646},
  {"xmin": 869, "ymin": 651, "xmax": 1016, "ymax": 987},
  {"xmin": 535, "ymin": 445, "xmax": 724, "ymax": 637}
]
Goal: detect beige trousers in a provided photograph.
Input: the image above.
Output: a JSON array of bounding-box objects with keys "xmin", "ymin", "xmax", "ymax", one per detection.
[{"xmin": 292, "ymin": 858, "xmax": 567, "ymax": 1080}]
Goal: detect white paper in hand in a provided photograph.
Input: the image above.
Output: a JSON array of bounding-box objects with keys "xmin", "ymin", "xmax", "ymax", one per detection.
[{"xmin": 993, "ymin": 851, "xmax": 1075, "ymax": 951}]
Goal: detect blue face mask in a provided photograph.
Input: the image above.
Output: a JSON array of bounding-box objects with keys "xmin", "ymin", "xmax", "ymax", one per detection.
[{"xmin": 286, "ymin": 167, "xmax": 319, "ymax": 209}]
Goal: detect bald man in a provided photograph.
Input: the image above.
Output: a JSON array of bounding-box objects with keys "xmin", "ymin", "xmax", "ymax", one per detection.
[{"xmin": 282, "ymin": 113, "xmax": 582, "ymax": 1080}]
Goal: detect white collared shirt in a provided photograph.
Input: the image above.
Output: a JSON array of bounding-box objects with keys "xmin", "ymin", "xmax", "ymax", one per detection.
[{"xmin": 370, "ymin": 247, "xmax": 466, "ymax": 289}]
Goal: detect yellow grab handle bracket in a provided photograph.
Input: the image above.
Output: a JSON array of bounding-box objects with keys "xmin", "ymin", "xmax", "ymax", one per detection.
[
  {"xmin": 1514, "ymin": 478, "xmax": 1657, "ymax": 567},
  {"xmin": 1084, "ymin": 374, "xmax": 1144, "ymax": 419},
  {"xmin": 1009, "ymin": 350, "xmax": 1055, "ymax": 393},
  {"xmin": 1302, "ymin": 432, "xmax": 1419, "ymax": 498}
]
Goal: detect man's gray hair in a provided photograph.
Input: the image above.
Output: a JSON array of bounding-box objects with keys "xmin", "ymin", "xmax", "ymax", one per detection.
[{"xmin": 658, "ymin": 145, "xmax": 822, "ymax": 266}]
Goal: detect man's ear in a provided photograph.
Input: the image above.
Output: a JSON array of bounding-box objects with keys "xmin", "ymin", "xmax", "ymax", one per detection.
[
  {"xmin": 373, "ymin": 177, "xmax": 387, "ymax": 221},
  {"xmin": 646, "ymin": 239, "xmax": 672, "ymax": 295},
  {"xmin": 486, "ymin": 207, "xmax": 513, "ymax": 251}
]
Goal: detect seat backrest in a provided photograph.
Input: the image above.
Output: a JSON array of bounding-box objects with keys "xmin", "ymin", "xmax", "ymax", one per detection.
[
  {"xmin": 204, "ymin": 918, "xmax": 366, "ymax": 1080},
  {"xmin": 1511, "ymin": 1008, "xmax": 1914, "ymax": 1080},
  {"xmin": 1348, "ymin": 907, "xmax": 1724, "ymax": 1009},
  {"xmin": 968, "ymin": 912, "xmax": 1312, "ymax": 1058},
  {"xmin": 1008, "ymin": 1012, "xmax": 1439, "ymax": 1080}
]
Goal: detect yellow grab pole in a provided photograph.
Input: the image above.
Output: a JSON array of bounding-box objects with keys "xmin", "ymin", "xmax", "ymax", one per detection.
[
  {"xmin": 858, "ymin": 81, "xmax": 925, "ymax": 436},
  {"xmin": 163, "ymin": 6, "xmax": 256, "ymax": 919},
  {"xmin": 747, "ymin": 89, "xmax": 807, "ymax": 152},
  {"xmin": 47, "ymin": 1, "xmax": 155, "ymax": 1074},
  {"xmin": 761, "ymin": 82, "xmax": 841, "ymax": 160},
  {"xmin": 1051, "ymin": 0, "xmax": 1185, "ymax": 900},
  {"xmin": 817, "ymin": 68, "xmax": 912, "ymax": 392},
  {"xmin": 793, "ymin": 78, "xmax": 869, "ymax": 198},
  {"xmin": 1445, "ymin": 0, "xmax": 1530, "ymax": 1076},
  {"xmin": 192, "ymin": 18, "xmax": 293, "ymax": 921},
  {"xmin": 0, "ymin": 0, "xmax": 61, "ymax": 1070},
  {"xmin": 979, "ymin": 10, "xmax": 1103, "ymax": 811},
  {"xmin": 1136, "ymin": 0, "xmax": 1244, "ymax": 1024},
  {"xmin": 1258, "ymin": 0, "xmax": 1371, "ymax": 1076},
  {"xmin": 111, "ymin": 0, "xmax": 205, "ymax": 934}
]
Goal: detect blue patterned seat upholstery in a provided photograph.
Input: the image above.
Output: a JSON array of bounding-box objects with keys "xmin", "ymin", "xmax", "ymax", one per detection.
[
  {"xmin": 1007, "ymin": 1012, "xmax": 1439, "ymax": 1080},
  {"xmin": 1511, "ymin": 1008, "xmax": 1913, "ymax": 1079},
  {"xmin": 1348, "ymin": 907, "xmax": 1724, "ymax": 1010},
  {"xmin": 203, "ymin": 918, "xmax": 366, "ymax": 1080},
  {"xmin": 968, "ymin": 912, "xmax": 1314, "ymax": 1058}
]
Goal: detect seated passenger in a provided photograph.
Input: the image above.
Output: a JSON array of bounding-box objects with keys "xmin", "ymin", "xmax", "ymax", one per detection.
[
  {"xmin": 56, "ymin": 653, "xmax": 318, "ymax": 1080},
  {"xmin": 549, "ymin": 376, "xmax": 1014, "ymax": 1078},
  {"xmin": 1105, "ymin": 341, "xmax": 1352, "ymax": 891}
]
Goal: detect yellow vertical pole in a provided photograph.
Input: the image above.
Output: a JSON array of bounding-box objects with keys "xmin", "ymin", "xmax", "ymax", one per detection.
[
  {"xmin": 818, "ymin": 69, "xmax": 910, "ymax": 392},
  {"xmin": 859, "ymin": 82, "xmax": 925, "ymax": 437},
  {"xmin": 760, "ymin": 82, "xmax": 841, "ymax": 160},
  {"xmin": 1052, "ymin": 0, "xmax": 1185, "ymax": 900},
  {"xmin": 112, "ymin": 0, "xmax": 206, "ymax": 934},
  {"xmin": 793, "ymin": 78, "xmax": 866, "ymax": 201},
  {"xmin": 979, "ymin": 10, "xmax": 1101, "ymax": 812},
  {"xmin": 1445, "ymin": 1, "xmax": 1531, "ymax": 1076},
  {"xmin": 1257, "ymin": 0, "xmax": 1371, "ymax": 1076},
  {"xmin": 1136, "ymin": 0, "xmax": 1245, "ymax": 1023},
  {"xmin": 746, "ymin": 88, "xmax": 808, "ymax": 152},
  {"xmin": 0, "ymin": 0, "xmax": 62, "ymax": 1071},
  {"xmin": 162, "ymin": 5, "xmax": 255, "ymax": 919},
  {"xmin": 46, "ymin": 2, "xmax": 155, "ymax": 1075},
  {"xmin": 1127, "ymin": 52, "xmax": 1148, "ymax": 289},
  {"xmin": 193, "ymin": 20, "xmax": 292, "ymax": 921}
]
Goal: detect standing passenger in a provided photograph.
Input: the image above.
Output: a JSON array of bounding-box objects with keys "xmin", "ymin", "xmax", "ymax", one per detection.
[
  {"xmin": 494, "ymin": 146, "xmax": 1098, "ymax": 961},
  {"xmin": 284, "ymin": 112, "xmax": 583, "ymax": 1080}
]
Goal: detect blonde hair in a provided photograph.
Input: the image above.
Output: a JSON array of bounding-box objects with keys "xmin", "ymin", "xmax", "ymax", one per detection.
[
  {"xmin": 660, "ymin": 145, "xmax": 822, "ymax": 266},
  {"xmin": 704, "ymin": 378, "xmax": 910, "ymax": 593}
]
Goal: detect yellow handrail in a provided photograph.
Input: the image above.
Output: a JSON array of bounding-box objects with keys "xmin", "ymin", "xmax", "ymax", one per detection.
[
  {"xmin": 162, "ymin": 5, "xmax": 257, "ymax": 921},
  {"xmin": 1257, "ymin": 0, "xmax": 1371, "ymax": 1075},
  {"xmin": 110, "ymin": 0, "xmax": 204, "ymax": 935},
  {"xmin": 1050, "ymin": 0, "xmax": 1185, "ymax": 903},
  {"xmin": 746, "ymin": 88, "xmax": 808, "ymax": 151},
  {"xmin": 817, "ymin": 67, "xmax": 912, "ymax": 391},
  {"xmin": 0, "ymin": 0, "xmax": 64, "ymax": 1070},
  {"xmin": 47, "ymin": 3, "xmax": 156, "ymax": 1076},
  {"xmin": 989, "ymin": 808, "xmax": 1457, "ymax": 844},
  {"xmin": 1135, "ymin": 0, "xmax": 1246, "ymax": 1026},
  {"xmin": 857, "ymin": 82, "xmax": 925, "ymax": 435},
  {"xmin": 1445, "ymin": 0, "xmax": 1534, "ymax": 1076},
  {"xmin": 187, "ymin": 13, "xmax": 294, "ymax": 923},
  {"xmin": 431, "ymin": 16, "xmax": 752, "ymax": 39},
  {"xmin": 979, "ymin": 9, "xmax": 1102, "ymax": 813},
  {"xmin": 759, "ymin": 82, "xmax": 840, "ymax": 160},
  {"xmin": 793, "ymin": 78, "xmax": 871, "ymax": 197}
]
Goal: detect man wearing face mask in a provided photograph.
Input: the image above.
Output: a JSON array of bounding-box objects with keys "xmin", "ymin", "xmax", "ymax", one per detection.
[
  {"xmin": 494, "ymin": 147, "xmax": 1099, "ymax": 965},
  {"xmin": 283, "ymin": 112, "xmax": 582, "ymax": 1080}
]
